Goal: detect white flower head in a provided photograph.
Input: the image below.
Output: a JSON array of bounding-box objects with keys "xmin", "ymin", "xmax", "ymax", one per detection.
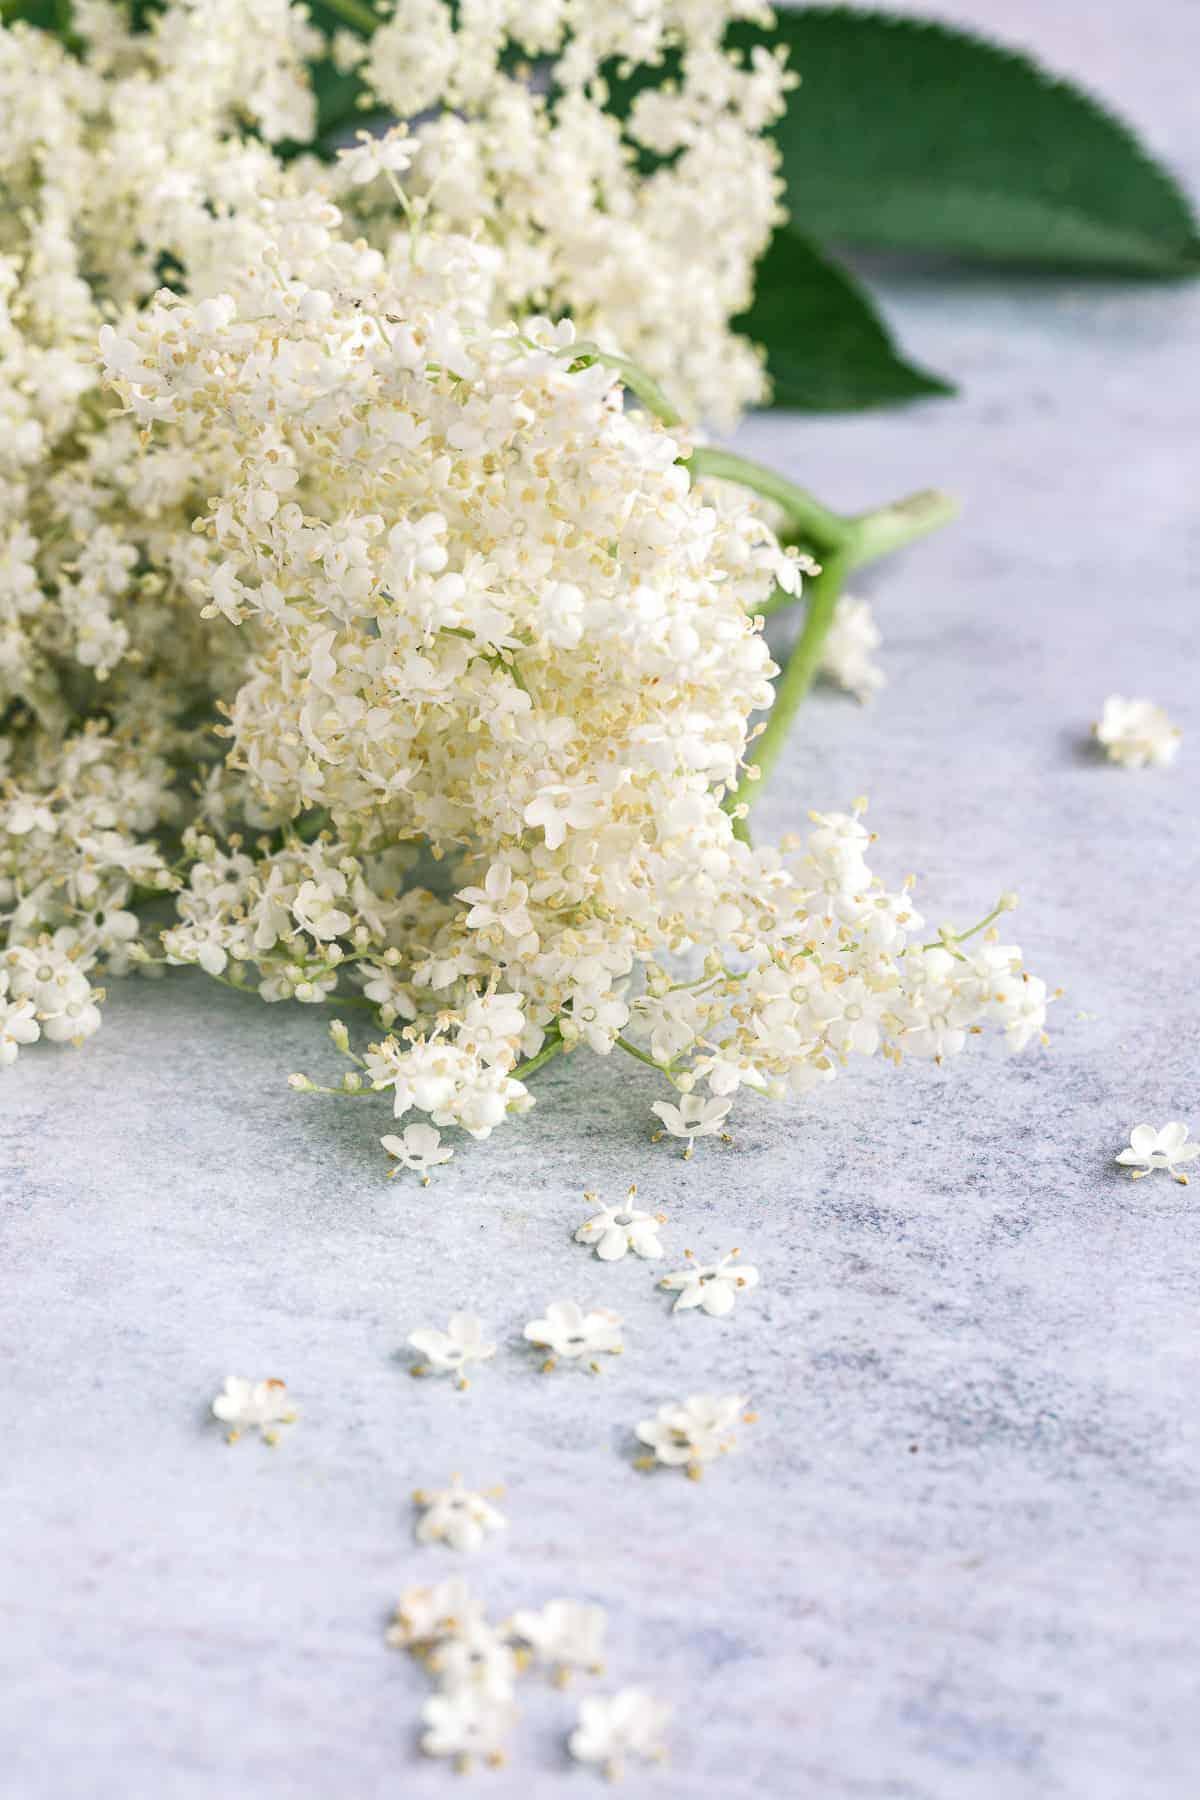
[
  {"xmin": 635, "ymin": 1393, "xmax": 752, "ymax": 1481},
  {"xmin": 420, "ymin": 1689, "xmax": 517, "ymax": 1770},
  {"xmin": 408, "ymin": 1311, "xmax": 496, "ymax": 1387},
  {"xmin": 568, "ymin": 1688, "xmax": 671, "ymax": 1780},
  {"xmin": 385, "ymin": 1576, "xmax": 486, "ymax": 1651},
  {"xmin": 1094, "ymin": 695, "xmax": 1181, "ymax": 768},
  {"xmin": 381, "ymin": 1123, "xmax": 454, "ymax": 1181},
  {"xmin": 511, "ymin": 1598, "xmax": 606, "ymax": 1682},
  {"xmin": 210, "ymin": 1376, "xmax": 296, "ymax": 1446},
  {"xmin": 651, "ymin": 1095, "xmax": 731, "ymax": 1158},
  {"xmin": 660, "ymin": 1248, "xmax": 759, "ymax": 1317},
  {"xmin": 1116, "ymin": 1122, "xmax": 1199, "ymax": 1185},
  {"xmin": 523, "ymin": 1300, "xmax": 623, "ymax": 1372},
  {"xmin": 574, "ymin": 1185, "xmax": 665, "ymax": 1262},
  {"xmin": 337, "ymin": 125, "xmax": 417, "ymax": 187},
  {"xmin": 414, "ymin": 1474, "xmax": 507, "ymax": 1553}
]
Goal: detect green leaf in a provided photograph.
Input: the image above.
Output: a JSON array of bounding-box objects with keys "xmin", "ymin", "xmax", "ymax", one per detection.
[
  {"xmin": 741, "ymin": 228, "xmax": 952, "ymax": 410},
  {"xmin": 750, "ymin": 7, "xmax": 1200, "ymax": 274}
]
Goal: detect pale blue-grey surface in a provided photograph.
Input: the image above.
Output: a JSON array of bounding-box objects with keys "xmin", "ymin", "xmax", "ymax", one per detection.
[{"xmin": 2, "ymin": 4, "xmax": 1199, "ymax": 1796}]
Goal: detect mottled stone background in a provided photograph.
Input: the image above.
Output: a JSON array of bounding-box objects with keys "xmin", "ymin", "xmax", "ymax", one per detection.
[{"xmin": 2, "ymin": 3, "xmax": 1198, "ymax": 1795}]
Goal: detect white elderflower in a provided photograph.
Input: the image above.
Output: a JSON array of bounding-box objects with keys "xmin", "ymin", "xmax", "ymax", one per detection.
[
  {"xmin": 429, "ymin": 1623, "xmax": 520, "ymax": 1702},
  {"xmin": 420, "ymin": 1690, "xmax": 517, "ymax": 1770},
  {"xmin": 380, "ymin": 1123, "xmax": 454, "ymax": 1182},
  {"xmin": 523, "ymin": 1300, "xmax": 624, "ymax": 1372},
  {"xmin": 568, "ymin": 1689, "xmax": 671, "ymax": 1780},
  {"xmin": 408, "ymin": 1312, "xmax": 496, "ymax": 1387},
  {"xmin": 1094, "ymin": 695, "xmax": 1181, "ymax": 768},
  {"xmin": 651, "ymin": 1095, "xmax": 732, "ymax": 1157},
  {"xmin": 511, "ymin": 1599, "xmax": 607, "ymax": 1682},
  {"xmin": 635, "ymin": 1393, "xmax": 752, "ymax": 1480},
  {"xmin": 0, "ymin": 975, "xmax": 40, "ymax": 1067},
  {"xmin": 575, "ymin": 1187, "xmax": 666, "ymax": 1262},
  {"xmin": 414, "ymin": 1475, "xmax": 507, "ymax": 1552},
  {"xmin": 210, "ymin": 1376, "xmax": 296, "ymax": 1445},
  {"xmin": 1116, "ymin": 1122, "xmax": 1199, "ymax": 1184},
  {"xmin": 385, "ymin": 1576, "xmax": 486, "ymax": 1651},
  {"xmin": 820, "ymin": 595, "xmax": 886, "ymax": 703},
  {"xmin": 660, "ymin": 1249, "xmax": 759, "ymax": 1317},
  {"xmin": 336, "ymin": 125, "xmax": 417, "ymax": 188}
]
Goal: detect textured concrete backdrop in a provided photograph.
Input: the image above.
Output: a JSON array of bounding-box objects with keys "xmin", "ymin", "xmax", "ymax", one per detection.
[{"xmin": 2, "ymin": 3, "xmax": 1199, "ymax": 1796}]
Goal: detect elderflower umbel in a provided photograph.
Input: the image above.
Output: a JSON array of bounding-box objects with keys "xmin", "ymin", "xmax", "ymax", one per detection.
[
  {"xmin": 568, "ymin": 1689, "xmax": 672, "ymax": 1781},
  {"xmin": 575, "ymin": 1189, "xmax": 666, "ymax": 1262},
  {"xmin": 523, "ymin": 1301, "xmax": 624, "ymax": 1372},
  {"xmin": 1093, "ymin": 696, "xmax": 1181, "ymax": 768},
  {"xmin": 635, "ymin": 1394, "xmax": 752, "ymax": 1480},
  {"xmin": 660, "ymin": 1249, "xmax": 760, "ymax": 1317},
  {"xmin": 414, "ymin": 1476, "xmax": 507, "ymax": 1553},
  {"xmin": 408, "ymin": 1312, "xmax": 496, "ymax": 1387},
  {"xmin": 210, "ymin": 1377, "xmax": 296, "ymax": 1446},
  {"xmin": 511, "ymin": 1599, "xmax": 607, "ymax": 1683},
  {"xmin": 1116, "ymin": 1122, "xmax": 1199, "ymax": 1184}
]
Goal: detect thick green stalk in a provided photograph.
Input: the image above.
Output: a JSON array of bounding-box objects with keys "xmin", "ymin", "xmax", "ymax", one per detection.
[
  {"xmin": 685, "ymin": 446, "xmax": 847, "ymax": 553},
  {"xmin": 316, "ymin": 0, "xmax": 381, "ymax": 32}
]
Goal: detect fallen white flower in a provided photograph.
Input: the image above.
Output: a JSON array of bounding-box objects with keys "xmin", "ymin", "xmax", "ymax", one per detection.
[
  {"xmin": 429, "ymin": 1623, "xmax": 520, "ymax": 1702},
  {"xmin": 660, "ymin": 1249, "xmax": 759, "ymax": 1317},
  {"xmin": 635, "ymin": 1393, "xmax": 752, "ymax": 1480},
  {"xmin": 381, "ymin": 1123, "xmax": 454, "ymax": 1181},
  {"xmin": 420, "ymin": 1689, "xmax": 517, "ymax": 1770},
  {"xmin": 820, "ymin": 594, "xmax": 886, "ymax": 703},
  {"xmin": 568, "ymin": 1688, "xmax": 671, "ymax": 1780},
  {"xmin": 414, "ymin": 1475, "xmax": 507, "ymax": 1553},
  {"xmin": 575, "ymin": 1187, "xmax": 665, "ymax": 1261},
  {"xmin": 1116, "ymin": 1122, "xmax": 1199, "ymax": 1184},
  {"xmin": 523, "ymin": 1300, "xmax": 623, "ymax": 1371},
  {"xmin": 511, "ymin": 1598, "xmax": 607, "ymax": 1681},
  {"xmin": 210, "ymin": 1376, "xmax": 296, "ymax": 1445},
  {"xmin": 408, "ymin": 1312, "xmax": 496, "ymax": 1387},
  {"xmin": 651, "ymin": 1095, "xmax": 731, "ymax": 1157},
  {"xmin": 385, "ymin": 1576, "xmax": 486, "ymax": 1651},
  {"xmin": 1094, "ymin": 695, "xmax": 1181, "ymax": 768}
]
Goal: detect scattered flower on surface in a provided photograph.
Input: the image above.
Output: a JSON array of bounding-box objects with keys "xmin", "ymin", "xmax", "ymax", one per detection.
[
  {"xmin": 650, "ymin": 1096, "xmax": 732, "ymax": 1157},
  {"xmin": 381, "ymin": 1124, "xmax": 454, "ymax": 1182},
  {"xmin": 523, "ymin": 1301, "xmax": 624, "ymax": 1372},
  {"xmin": 414, "ymin": 1476, "xmax": 507, "ymax": 1553},
  {"xmin": 420, "ymin": 1690, "xmax": 517, "ymax": 1771},
  {"xmin": 1093, "ymin": 696, "xmax": 1181, "ymax": 768},
  {"xmin": 568, "ymin": 1688, "xmax": 672, "ymax": 1780},
  {"xmin": 429, "ymin": 1623, "xmax": 521, "ymax": 1703},
  {"xmin": 820, "ymin": 595, "xmax": 886, "ymax": 703},
  {"xmin": 511, "ymin": 1599, "xmax": 607, "ymax": 1683},
  {"xmin": 575, "ymin": 1187, "xmax": 666, "ymax": 1262},
  {"xmin": 635, "ymin": 1393, "xmax": 752, "ymax": 1480},
  {"xmin": 210, "ymin": 1376, "xmax": 296, "ymax": 1446},
  {"xmin": 408, "ymin": 1313, "xmax": 496, "ymax": 1388},
  {"xmin": 1116, "ymin": 1122, "xmax": 1199, "ymax": 1184},
  {"xmin": 660, "ymin": 1249, "xmax": 760, "ymax": 1317},
  {"xmin": 386, "ymin": 1577, "xmax": 487, "ymax": 1653}
]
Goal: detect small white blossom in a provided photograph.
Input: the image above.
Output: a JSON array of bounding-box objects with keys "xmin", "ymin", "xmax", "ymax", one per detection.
[
  {"xmin": 635, "ymin": 1393, "xmax": 751, "ymax": 1480},
  {"xmin": 385, "ymin": 1577, "xmax": 486, "ymax": 1651},
  {"xmin": 660, "ymin": 1249, "xmax": 759, "ymax": 1317},
  {"xmin": 381, "ymin": 1123, "xmax": 454, "ymax": 1181},
  {"xmin": 210, "ymin": 1376, "xmax": 296, "ymax": 1445},
  {"xmin": 408, "ymin": 1312, "xmax": 496, "ymax": 1386},
  {"xmin": 523, "ymin": 1300, "xmax": 623, "ymax": 1371},
  {"xmin": 429, "ymin": 1623, "xmax": 520, "ymax": 1701},
  {"xmin": 575, "ymin": 1187, "xmax": 665, "ymax": 1262},
  {"xmin": 651, "ymin": 1095, "xmax": 731, "ymax": 1157},
  {"xmin": 420, "ymin": 1689, "xmax": 517, "ymax": 1769},
  {"xmin": 336, "ymin": 125, "xmax": 417, "ymax": 186},
  {"xmin": 568, "ymin": 1689, "xmax": 671, "ymax": 1780},
  {"xmin": 820, "ymin": 595, "xmax": 886, "ymax": 703},
  {"xmin": 511, "ymin": 1599, "xmax": 606, "ymax": 1681},
  {"xmin": 1094, "ymin": 695, "xmax": 1181, "ymax": 768},
  {"xmin": 0, "ymin": 975, "xmax": 40, "ymax": 1067},
  {"xmin": 1116, "ymin": 1122, "xmax": 1200, "ymax": 1184},
  {"xmin": 414, "ymin": 1475, "xmax": 507, "ymax": 1553}
]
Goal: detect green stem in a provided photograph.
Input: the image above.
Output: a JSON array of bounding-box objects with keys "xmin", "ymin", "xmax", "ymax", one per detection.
[
  {"xmin": 513, "ymin": 1032, "xmax": 564, "ymax": 1082},
  {"xmin": 316, "ymin": 0, "xmax": 381, "ymax": 32},
  {"xmin": 614, "ymin": 1034, "xmax": 677, "ymax": 1082},
  {"xmin": 685, "ymin": 447, "xmax": 847, "ymax": 553},
  {"xmin": 730, "ymin": 548, "xmax": 851, "ymax": 823}
]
